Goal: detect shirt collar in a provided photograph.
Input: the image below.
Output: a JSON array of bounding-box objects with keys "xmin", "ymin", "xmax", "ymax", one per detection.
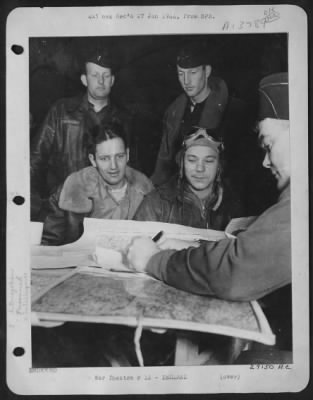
[{"xmin": 81, "ymin": 93, "xmax": 111, "ymax": 113}]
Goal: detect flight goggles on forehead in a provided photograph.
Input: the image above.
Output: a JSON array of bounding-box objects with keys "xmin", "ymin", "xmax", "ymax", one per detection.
[{"xmin": 183, "ymin": 127, "xmax": 224, "ymax": 153}]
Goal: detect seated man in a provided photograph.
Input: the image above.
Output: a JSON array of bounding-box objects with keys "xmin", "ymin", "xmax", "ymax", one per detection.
[
  {"xmin": 41, "ymin": 121, "xmax": 153, "ymax": 245},
  {"xmin": 135, "ymin": 126, "xmax": 244, "ymax": 230},
  {"xmin": 127, "ymin": 73, "xmax": 292, "ymax": 360}
]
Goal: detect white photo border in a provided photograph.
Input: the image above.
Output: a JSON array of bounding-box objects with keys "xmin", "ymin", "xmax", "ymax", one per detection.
[{"xmin": 6, "ymin": 4, "xmax": 309, "ymax": 395}]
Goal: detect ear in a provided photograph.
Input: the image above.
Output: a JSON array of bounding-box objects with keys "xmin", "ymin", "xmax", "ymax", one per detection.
[
  {"xmin": 80, "ymin": 74, "xmax": 87, "ymax": 87},
  {"xmin": 88, "ymin": 154, "xmax": 97, "ymax": 167},
  {"xmin": 110, "ymin": 74, "xmax": 115, "ymax": 87},
  {"xmin": 205, "ymin": 65, "xmax": 212, "ymax": 79},
  {"xmin": 126, "ymin": 148, "xmax": 130, "ymax": 163}
]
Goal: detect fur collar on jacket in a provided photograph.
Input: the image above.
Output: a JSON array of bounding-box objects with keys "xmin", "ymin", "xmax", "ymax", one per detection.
[{"xmin": 59, "ymin": 166, "xmax": 153, "ymax": 213}]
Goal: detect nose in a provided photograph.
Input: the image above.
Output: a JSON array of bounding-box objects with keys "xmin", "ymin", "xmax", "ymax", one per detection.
[
  {"xmin": 196, "ymin": 161, "xmax": 205, "ymax": 172},
  {"xmin": 110, "ymin": 157, "xmax": 117, "ymax": 169},
  {"xmin": 98, "ymin": 74, "xmax": 104, "ymax": 85},
  {"xmin": 184, "ymin": 72, "xmax": 190, "ymax": 86},
  {"xmin": 262, "ymin": 152, "xmax": 271, "ymax": 169}
]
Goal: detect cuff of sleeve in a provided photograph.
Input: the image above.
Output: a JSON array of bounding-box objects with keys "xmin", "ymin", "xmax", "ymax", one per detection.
[{"xmin": 146, "ymin": 250, "xmax": 176, "ymax": 281}]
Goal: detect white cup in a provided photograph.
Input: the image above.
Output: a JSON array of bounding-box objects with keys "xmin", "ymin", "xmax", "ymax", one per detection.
[{"xmin": 30, "ymin": 222, "xmax": 43, "ymax": 245}]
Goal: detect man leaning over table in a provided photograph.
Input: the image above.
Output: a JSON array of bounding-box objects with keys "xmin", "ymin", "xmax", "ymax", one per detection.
[
  {"xmin": 41, "ymin": 120, "xmax": 153, "ymax": 245},
  {"xmin": 127, "ymin": 72, "xmax": 292, "ymax": 361}
]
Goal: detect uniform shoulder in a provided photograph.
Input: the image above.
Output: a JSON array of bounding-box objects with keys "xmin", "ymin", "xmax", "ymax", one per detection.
[
  {"xmin": 50, "ymin": 94, "xmax": 84, "ymax": 113},
  {"xmin": 59, "ymin": 166, "xmax": 98, "ymax": 212},
  {"xmin": 154, "ymin": 177, "xmax": 179, "ymax": 201},
  {"xmin": 166, "ymin": 93, "xmax": 188, "ymax": 113}
]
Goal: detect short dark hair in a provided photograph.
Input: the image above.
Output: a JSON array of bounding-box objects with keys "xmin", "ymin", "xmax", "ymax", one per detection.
[{"xmin": 86, "ymin": 121, "xmax": 128, "ymax": 156}]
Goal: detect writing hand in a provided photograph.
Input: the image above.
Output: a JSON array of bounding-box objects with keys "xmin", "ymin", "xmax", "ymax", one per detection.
[{"xmin": 127, "ymin": 237, "xmax": 161, "ymax": 273}]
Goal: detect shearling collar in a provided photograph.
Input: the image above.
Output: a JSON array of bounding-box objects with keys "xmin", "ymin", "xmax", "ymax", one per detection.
[{"xmin": 59, "ymin": 166, "xmax": 153, "ymax": 213}]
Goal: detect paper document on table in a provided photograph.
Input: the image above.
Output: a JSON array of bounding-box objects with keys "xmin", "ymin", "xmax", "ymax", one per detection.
[
  {"xmin": 31, "ymin": 219, "xmax": 226, "ymax": 271},
  {"xmin": 72, "ymin": 218, "xmax": 227, "ymax": 249},
  {"xmin": 31, "ymin": 246, "xmax": 93, "ymax": 269}
]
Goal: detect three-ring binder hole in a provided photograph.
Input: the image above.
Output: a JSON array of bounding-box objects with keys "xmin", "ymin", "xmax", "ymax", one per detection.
[
  {"xmin": 13, "ymin": 196, "xmax": 25, "ymax": 205},
  {"xmin": 11, "ymin": 45, "xmax": 24, "ymax": 55},
  {"xmin": 13, "ymin": 347, "xmax": 25, "ymax": 357}
]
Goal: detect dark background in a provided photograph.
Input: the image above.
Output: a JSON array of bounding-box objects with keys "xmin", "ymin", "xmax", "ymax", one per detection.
[{"xmin": 29, "ymin": 33, "xmax": 288, "ymax": 214}]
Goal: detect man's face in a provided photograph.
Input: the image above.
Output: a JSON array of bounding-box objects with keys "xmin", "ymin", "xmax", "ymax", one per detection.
[
  {"xmin": 89, "ymin": 137, "xmax": 129, "ymax": 189},
  {"xmin": 184, "ymin": 145, "xmax": 219, "ymax": 196},
  {"xmin": 258, "ymin": 118, "xmax": 290, "ymax": 192},
  {"xmin": 177, "ymin": 65, "xmax": 211, "ymax": 101},
  {"xmin": 81, "ymin": 62, "xmax": 114, "ymax": 102}
]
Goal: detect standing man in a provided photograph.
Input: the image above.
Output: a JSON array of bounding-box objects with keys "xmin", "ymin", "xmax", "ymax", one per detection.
[
  {"xmin": 151, "ymin": 41, "xmax": 248, "ymax": 186},
  {"xmin": 128, "ymin": 73, "xmax": 292, "ymax": 355},
  {"xmin": 30, "ymin": 47, "xmax": 131, "ymax": 220}
]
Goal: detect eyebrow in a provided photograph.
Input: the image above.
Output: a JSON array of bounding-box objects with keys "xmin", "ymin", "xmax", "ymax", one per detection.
[
  {"xmin": 98, "ymin": 151, "xmax": 126, "ymax": 156},
  {"xmin": 186, "ymin": 154, "xmax": 217, "ymax": 159}
]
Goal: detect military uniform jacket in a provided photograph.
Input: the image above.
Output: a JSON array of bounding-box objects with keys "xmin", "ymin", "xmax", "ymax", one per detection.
[
  {"xmin": 30, "ymin": 94, "xmax": 131, "ymax": 200},
  {"xmin": 134, "ymin": 176, "xmax": 244, "ymax": 231}
]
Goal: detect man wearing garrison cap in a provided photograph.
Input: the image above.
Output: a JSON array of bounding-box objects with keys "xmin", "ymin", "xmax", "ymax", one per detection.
[
  {"xmin": 30, "ymin": 46, "xmax": 132, "ymax": 221},
  {"xmin": 128, "ymin": 73, "xmax": 292, "ymax": 361},
  {"xmin": 151, "ymin": 42, "xmax": 248, "ymax": 186}
]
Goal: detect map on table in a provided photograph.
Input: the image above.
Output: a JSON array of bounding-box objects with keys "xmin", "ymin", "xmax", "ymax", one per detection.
[{"xmin": 31, "ymin": 269, "xmax": 275, "ymax": 346}]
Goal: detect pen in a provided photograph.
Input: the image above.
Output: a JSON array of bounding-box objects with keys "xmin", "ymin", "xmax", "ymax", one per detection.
[{"xmin": 152, "ymin": 230, "xmax": 164, "ymax": 242}]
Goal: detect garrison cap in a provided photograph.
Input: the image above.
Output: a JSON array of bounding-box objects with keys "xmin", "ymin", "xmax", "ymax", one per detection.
[
  {"xmin": 258, "ymin": 72, "xmax": 289, "ymax": 120},
  {"xmin": 84, "ymin": 47, "xmax": 114, "ymax": 70},
  {"xmin": 177, "ymin": 42, "xmax": 211, "ymax": 68}
]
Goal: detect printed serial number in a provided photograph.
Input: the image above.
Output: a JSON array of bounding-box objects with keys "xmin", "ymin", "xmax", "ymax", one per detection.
[{"xmin": 250, "ymin": 364, "xmax": 292, "ymax": 370}]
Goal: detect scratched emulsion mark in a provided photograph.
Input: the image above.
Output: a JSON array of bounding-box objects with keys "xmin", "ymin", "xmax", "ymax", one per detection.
[
  {"xmin": 32, "ymin": 273, "xmax": 258, "ymax": 332},
  {"xmin": 8, "ymin": 270, "xmax": 30, "ymax": 321}
]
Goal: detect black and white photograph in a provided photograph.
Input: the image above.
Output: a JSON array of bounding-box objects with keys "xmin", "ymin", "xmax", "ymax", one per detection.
[{"xmin": 5, "ymin": 4, "xmax": 309, "ymax": 395}]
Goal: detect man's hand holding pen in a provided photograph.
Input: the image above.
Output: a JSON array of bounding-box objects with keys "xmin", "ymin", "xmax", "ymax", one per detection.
[
  {"xmin": 126, "ymin": 231, "xmax": 163, "ymax": 273},
  {"xmin": 127, "ymin": 231, "xmax": 201, "ymax": 273}
]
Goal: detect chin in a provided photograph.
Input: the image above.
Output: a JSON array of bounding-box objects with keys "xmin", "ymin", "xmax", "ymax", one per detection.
[
  {"xmin": 191, "ymin": 183, "xmax": 209, "ymax": 191},
  {"xmin": 104, "ymin": 176, "xmax": 121, "ymax": 185}
]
